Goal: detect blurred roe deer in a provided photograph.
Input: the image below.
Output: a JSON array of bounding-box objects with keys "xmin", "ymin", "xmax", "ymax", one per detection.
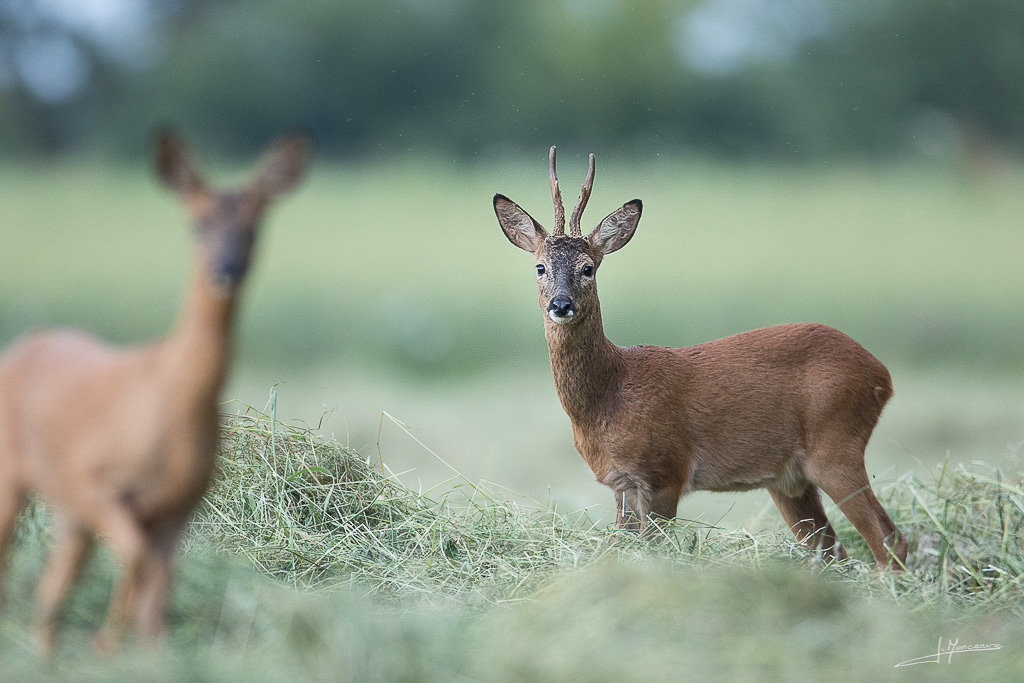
[
  {"xmin": 0, "ymin": 131, "xmax": 309, "ymax": 654},
  {"xmin": 493, "ymin": 147, "xmax": 907, "ymax": 569}
]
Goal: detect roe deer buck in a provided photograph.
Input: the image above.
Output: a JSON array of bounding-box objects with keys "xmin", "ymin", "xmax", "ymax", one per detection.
[
  {"xmin": 0, "ymin": 131, "xmax": 309, "ymax": 654},
  {"xmin": 493, "ymin": 147, "xmax": 907, "ymax": 569}
]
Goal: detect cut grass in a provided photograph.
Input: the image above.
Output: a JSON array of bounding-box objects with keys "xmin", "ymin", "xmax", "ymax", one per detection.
[
  {"xmin": 196, "ymin": 410, "xmax": 1024, "ymax": 614},
  {"xmin": 1, "ymin": 411, "xmax": 1023, "ymax": 679}
]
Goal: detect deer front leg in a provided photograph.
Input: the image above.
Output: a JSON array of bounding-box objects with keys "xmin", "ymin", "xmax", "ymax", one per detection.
[
  {"xmin": 33, "ymin": 514, "xmax": 93, "ymax": 658},
  {"xmin": 134, "ymin": 520, "xmax": 184, "ymax": 645},
  {"xmin": 614, "ymin": 479, "xmax": 682, "ymax": 533},
  {"xmin": 614, "ymin": 487, "xmax": 649, "ymax": 531},
  {"xmin": 92, "ymin": 505, "xmax": 147, "ymax": 653}
]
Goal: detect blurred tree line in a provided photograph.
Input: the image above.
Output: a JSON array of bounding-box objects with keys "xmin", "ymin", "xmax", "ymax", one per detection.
[{"xmin": 0, "ymin": 0, "xmax": 1022, "ymax": 161}]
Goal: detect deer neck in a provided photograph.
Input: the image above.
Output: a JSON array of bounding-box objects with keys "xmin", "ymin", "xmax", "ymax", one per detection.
[
  {"xmin": 544, "ymin": 302, "xmax": 623, "ymax": 423},
  {"xmin": 160, "ymin": 259, "xmax": 238, "ymax": 407}
]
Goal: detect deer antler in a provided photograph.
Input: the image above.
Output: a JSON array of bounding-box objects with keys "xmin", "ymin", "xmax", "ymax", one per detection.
[
  {"xmin": 568, "ymin": 153, "xmax": 596, "ymax": 237},
  {"xmin": 549, "ymin": 146, "xmax": 566, "ymax": 236}
]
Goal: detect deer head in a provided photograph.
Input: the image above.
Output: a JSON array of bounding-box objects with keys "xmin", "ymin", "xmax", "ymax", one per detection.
[
  {"xmin": 156, "ymin": 132, "xmax": 310, "ymax": 297},
  {"xmin": 494, "ymin": 147, "xmax": 642, "ymax": 326}
]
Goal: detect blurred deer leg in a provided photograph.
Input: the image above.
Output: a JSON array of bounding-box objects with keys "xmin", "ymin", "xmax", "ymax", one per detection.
[
  {"xmin": 135, "ymin": 521, "xmax": 182, "ymax": 644},
  {"xmin": 32, "ymin": 514, "xmax": 93, "ymax": 656},
  {"xmin": 93, "ymin": 506, "xmax": 147, "ymax": 652},
  {"xmin": 0, "ymin": 487, "xmax": 25, "ymax": 609}
]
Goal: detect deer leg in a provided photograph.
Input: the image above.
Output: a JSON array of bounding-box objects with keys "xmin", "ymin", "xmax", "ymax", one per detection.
[
  {"xmin": 808, "ymin": 455, "xmax": 907, "ymax": 570},
  {"xmin": 92, "ymin": 506, "xmax": 147, "ymax": 653},
  {"xmin": 134, "ymin": 521, "xmax": 182, "ymax": 645},
  {"xmin": 0, "ymin": 487, "xmax": 26, "ymax": 609},
  {"xmin": 647, "ymin": 484, "xmax": 682, "ymax": 527},
  {"xmin": 768, "ymin": 486, "xmax": 846, "ymax": 564},
  {"xmin": 32, "ymin": 514, "xmax": 93, "ymax": 657},
  {"xmin": 614, "ymin": 486, "xmax": 650, "ymax": 532},
  {"xmin": 615, "ymin": 483, "xmax": 681, "ymax": 533}
]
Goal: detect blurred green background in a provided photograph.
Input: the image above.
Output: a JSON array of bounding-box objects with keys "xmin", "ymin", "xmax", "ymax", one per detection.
[{"xmin": 1, "ymin": 0, "xmax": 1022, "ymax": 525}]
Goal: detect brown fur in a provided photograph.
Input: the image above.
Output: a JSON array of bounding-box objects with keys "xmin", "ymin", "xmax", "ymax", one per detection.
[
  {"xmin": 493, "ymin": 150, "xmax": 907, "ymax": 569},
  {"xmin": 0, "ymin": 132, "xmax": 309, "ymax": 655}
]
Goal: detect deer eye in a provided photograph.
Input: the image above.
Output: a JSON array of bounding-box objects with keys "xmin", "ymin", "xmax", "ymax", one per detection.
[
  {"xmin": 582, "ymin": 264, "xmax": 594, "ymax": 278},
  {"xmin": 536, "ymin": 264, "xmax": 546, "ymax": 276}
]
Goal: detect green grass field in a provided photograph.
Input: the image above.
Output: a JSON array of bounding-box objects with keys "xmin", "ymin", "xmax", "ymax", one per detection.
[
  {"xmin": 6, "ymin": 154, "xmax": 1020, "ymax": 517},
  {"xmin": 0, "ymin": 155, "xmax": 1022, "ymax": 677},
  {"xmin": 1, "ymin": 414, "xmax": 1022, "ymax": 679}
]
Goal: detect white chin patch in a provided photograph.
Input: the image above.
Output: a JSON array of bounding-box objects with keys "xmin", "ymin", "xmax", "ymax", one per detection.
[{"xmin": 547, "ymin": 310, "xmax": 574, "ymax": 324}]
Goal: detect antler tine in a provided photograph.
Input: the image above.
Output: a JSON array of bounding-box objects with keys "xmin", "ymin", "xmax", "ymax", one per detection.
[
  {"xmin": 568, "ymin": 153, "xmax": 596, "ymax": 237},
  {"xmin": 549, "ymin": 146, "xmax": 566, "ymax": 235}
]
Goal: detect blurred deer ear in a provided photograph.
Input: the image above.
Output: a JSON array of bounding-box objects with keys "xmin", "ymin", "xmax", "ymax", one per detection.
[
  {"xmin": 155, "ymin": 131, "xmax": 206, "ymax": 196},
  {"xmin": 588, "ymin": 199, "xmax": 642, "ymax": 255},
  {"xmin": 494, "ymin": 194, "xmax": 548, "ymax": 252},
  {"xmin": 251, "ymin": 134, "xmax": 311, "ymax": 197}
]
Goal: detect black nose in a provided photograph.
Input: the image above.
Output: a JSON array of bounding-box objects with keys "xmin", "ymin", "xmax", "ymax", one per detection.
[
  {"xmin": 215, "ymin": 256, "xmax": 248, "ymax": 288},
  {"xmin": 547, "ymin": 297, "xmax": 576, "ymax": 319}
]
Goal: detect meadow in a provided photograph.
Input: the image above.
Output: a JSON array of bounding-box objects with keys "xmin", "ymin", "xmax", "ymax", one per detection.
[
  {"xmin": 0, "ymin": 413, "xmax": 1021, "ymax": 680},
  {"xmin": 0, "ymin": 153, "xmax": 1022, "ymax": 677}
]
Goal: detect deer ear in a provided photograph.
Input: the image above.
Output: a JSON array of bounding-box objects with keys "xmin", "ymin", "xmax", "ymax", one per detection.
[
  {"xmin": 588, "ymin": 199, "xmax": 642, "ymax": 255},
  {"xmin": 251, "ymin": 134, "xmax": 311, "ymax": 197},
  {"xmin": 155, "ymin": 131, "xmax": 205, "ymax": 196},
  {"xmin": 493, "ymin": 194, "xmax": 548, "ymax": 252}
]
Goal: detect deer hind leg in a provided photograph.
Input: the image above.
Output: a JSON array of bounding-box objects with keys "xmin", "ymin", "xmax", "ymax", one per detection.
[
  {"xmin": 32, "ymin": 514, "xmax": 94, "ymax": 657},
  {"xmin": 0, "ymin": 486, "xmax": 26, "ymax": 609},
  {"xmin": 92, "ymin": 505, "xmax": 148, "ymax": 653},
  {"xmin": 134, "ymin": 520, "xmax": 184, "ymax": 644},
  {"xmin": 807, "ymin": 448, "xmax": 907, "ymax": 570},
  {"xmin": 768, "ymin": 486, "xmax": 846, "ymax": 564}
]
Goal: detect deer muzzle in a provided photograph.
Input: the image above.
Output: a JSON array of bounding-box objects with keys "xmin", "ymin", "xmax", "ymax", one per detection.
[{"xmin": 547, "ymin": 296, "xmax": 577, "ymax": 323}]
